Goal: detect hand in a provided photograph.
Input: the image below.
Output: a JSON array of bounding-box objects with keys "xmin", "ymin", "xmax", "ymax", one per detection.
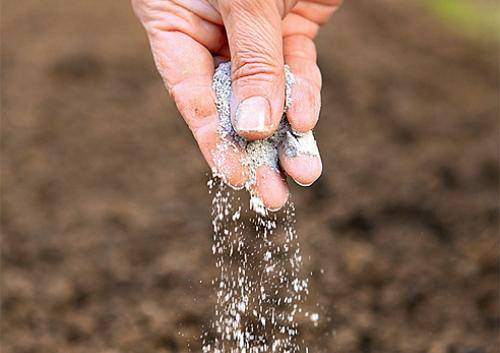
[{"xmin": 133, "ymin": 0, "xmax": 342, "ymax": 210}]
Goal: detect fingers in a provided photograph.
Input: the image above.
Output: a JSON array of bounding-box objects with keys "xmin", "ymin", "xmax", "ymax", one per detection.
[
  {"xmin": 284, "ymin": 34, "xmax": 322, "ymax": 132},
  {"xmin": 290, "ymin": 0, "xmax": 341, "ymax": 26},
  {"xmin": 281, "ymin": 34, "xmax": 323, "ymax": 187},
  {"xmin": 279, "ymin": 151, "xmax": 322, "ymax": 186},
  {"xmin": 134, "ymin": 2, "xmax": 246, "ymax": 186},
  {"xmin": 219, "ymin": 0, "xmax": 285, "ymax": 140},
  {"xmin": 253, "ymin": 166, "xmax": 289, "ymax": 211},
  {"xmin": 195, "ymin": 119, "xmax": 247, "ymax": 188},
  {"xmin": 133, "ymin": 0, "xmax": 225, "ymax": 53},
  {"xmin": 133, "ymin": 0, "xmax": 323, "ymax": 210}
]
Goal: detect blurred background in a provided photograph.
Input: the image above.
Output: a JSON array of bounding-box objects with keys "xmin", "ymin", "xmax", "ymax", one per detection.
[{"xmin": 1, "ymin": 1, "xmax": 499, "ymax": 352}]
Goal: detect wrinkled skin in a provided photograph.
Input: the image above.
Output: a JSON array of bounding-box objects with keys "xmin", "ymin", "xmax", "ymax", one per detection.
[{"xmin": 133, "ymin": 0, "xmax": 342, "ymax": 210}]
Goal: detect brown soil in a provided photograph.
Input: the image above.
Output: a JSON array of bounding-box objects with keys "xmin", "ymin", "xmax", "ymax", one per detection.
[{"xmin": 1, "ymin": 1, "xmax": 498, "ymax": 352}]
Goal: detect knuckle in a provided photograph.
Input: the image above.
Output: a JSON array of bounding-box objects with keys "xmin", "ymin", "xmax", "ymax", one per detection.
[
  {"xmin": 132, "ymin": 0, "xmax": 190, "ymax": 28},
  {"xmin": 285, "ymin": 59, "xmax": 321, "ymax": 91},
  {"xmin": 170, "ymin": 80, "xmax": 216, "ymax": 128},
  {"xmin": 219, "ymin": 0, "xmax": 261, "ymax": 16},
  {"xmin": 232, "ymin": 58, "xmax": 281, "ymax": 83},
  {"xmin": 231, "ymin": 39, "xmax": 282, "ymax": 85},
  {"xmin": 284, "ymin": 44, "xmax": 316, "ymax": 61},
  {"xmin": 222, "ymin": 0, "xmax": 282, "ymax": 20},
  {"xmin": 229, "ymin": 0, "xmax": 266, "ymax": 10},
  {"xmin": 131, "ymin": 0, "xmax": 160, "ymax": 24}
]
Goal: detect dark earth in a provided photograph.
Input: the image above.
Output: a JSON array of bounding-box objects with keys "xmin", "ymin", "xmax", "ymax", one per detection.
[{"xmin": 2, "ymin": 1, "xmax": 499, "ymax": 352}]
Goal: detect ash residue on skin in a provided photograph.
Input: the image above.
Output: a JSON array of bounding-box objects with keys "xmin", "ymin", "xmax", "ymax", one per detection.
[
  {"xmin": 282, "ymin": 131, "xmax": 320, "ymax": 158},
  {"xmin": 211, "ymin": 62, "xmax": 320, "ymax": 197}
]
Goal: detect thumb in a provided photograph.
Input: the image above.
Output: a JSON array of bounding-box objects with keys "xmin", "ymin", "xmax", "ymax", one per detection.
[{"xmin": 220, "ymin": 0, "xmax": 285, "ymax": 140}]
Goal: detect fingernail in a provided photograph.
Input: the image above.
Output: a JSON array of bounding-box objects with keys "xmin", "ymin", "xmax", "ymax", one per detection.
[{"xmin": 235, "ymin": 96, "xmax": 271, "ymax": 133}]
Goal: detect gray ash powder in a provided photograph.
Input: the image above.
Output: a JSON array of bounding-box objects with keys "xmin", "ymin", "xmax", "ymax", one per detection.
[
  {"xmin": 211, "ymin": 62, "xmax": 319, "ymax": 213},
  {"xmin": 201, "ymin": 63, "xmax": 319, "ymax": 352},
  {"xmin": 203, "ymin": 178, "xmax": 310, "ymax": 353}
]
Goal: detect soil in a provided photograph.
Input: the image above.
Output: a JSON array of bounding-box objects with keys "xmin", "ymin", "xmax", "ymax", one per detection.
[{"xmin": 1, "ymin": 1, "xmax": 498, "ymax": 352}]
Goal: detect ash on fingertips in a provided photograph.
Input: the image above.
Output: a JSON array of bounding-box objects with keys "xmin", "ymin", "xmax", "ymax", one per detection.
[
  {"xmin": 211, "ymin": 62, "xmax": 319, "ymax": 215},
  {"xmin": 201, "ymin": 63, "xmax": 320, "ymax": 353}
]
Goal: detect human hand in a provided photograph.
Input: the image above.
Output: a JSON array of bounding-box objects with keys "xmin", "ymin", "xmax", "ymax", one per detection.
[{"xmin": 133, "ymin": 0, "xmax": 342, "ymax": 210}]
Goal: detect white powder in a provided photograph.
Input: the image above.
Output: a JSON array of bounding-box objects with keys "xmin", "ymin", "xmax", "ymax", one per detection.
[
  {"xmin": 309, "ymin": 313, "xmax": 319, "ymax": 327},
  {"xmin": 204, "ymin": 179, "xmax": 309, "ymax": 353},
  {"xmin": 202, "ymin": 63, "xmax": 319, "ymax": 352}
]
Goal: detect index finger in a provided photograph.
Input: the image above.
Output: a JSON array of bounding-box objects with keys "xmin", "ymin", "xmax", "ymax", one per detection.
[{"xmin": 140, "ymin": 26, "xmax": 247, "ymax": 186}]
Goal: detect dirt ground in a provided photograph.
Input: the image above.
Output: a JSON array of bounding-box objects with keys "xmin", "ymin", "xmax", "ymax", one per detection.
[{"xmin": 1, "ymin": 1, "xmax": 498, "ymax": 352}]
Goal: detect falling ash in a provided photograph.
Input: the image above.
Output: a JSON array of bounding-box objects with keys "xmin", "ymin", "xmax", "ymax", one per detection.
[
  {"xmin": 202, "ymin": 63, "xmax": 317, "ymax": 352},
  {"xmin": 204, "ymin": 179, "xmax": 309, "ymax": 353}
]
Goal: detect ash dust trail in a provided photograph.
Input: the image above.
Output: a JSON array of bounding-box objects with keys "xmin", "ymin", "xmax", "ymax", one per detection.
[
  {"xmin": 203, "ymin": 178, "xmax": 309, "ymax": 353},
  {"xmin": 201, "ymin": 63, "xmax": 321, "ymax": 352}
]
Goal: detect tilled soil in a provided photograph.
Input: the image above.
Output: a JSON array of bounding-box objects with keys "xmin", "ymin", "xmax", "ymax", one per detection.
[{"xmin": 1, "ymin": 1, "xmax": 498, "ymax": 352}]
